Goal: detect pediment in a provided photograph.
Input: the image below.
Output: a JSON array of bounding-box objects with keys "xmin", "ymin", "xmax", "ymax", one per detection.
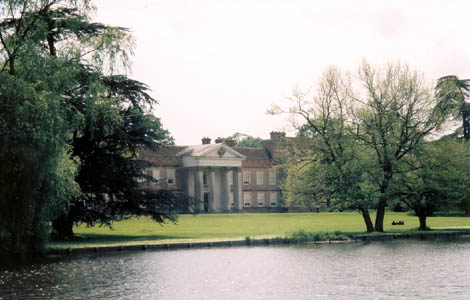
[
  {"xmin": 176, "ymin": 144, "xmax": 246, "ymax": 159},
  {"xmin": 206, "ymin": 144, "xmax": 246, "ymax": 159}
]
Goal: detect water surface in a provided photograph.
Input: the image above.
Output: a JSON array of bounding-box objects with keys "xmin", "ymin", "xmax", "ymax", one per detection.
[{"xmin": 1, "ymin": 238, "xmax": 470, "ymax": 299}]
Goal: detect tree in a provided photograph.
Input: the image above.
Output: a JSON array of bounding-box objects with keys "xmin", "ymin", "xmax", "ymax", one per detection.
[
  {"xmin": 352, "ymin": 62, "xmax": 445, "ymax": 231},
  {"xmin": 271, "ymin": 68, "xmax": 376, "ymax": 232},
  {"xmin": 0, "ymin": 72, "xmax": 79, "ymax": 256},
  {"xmin": 52, "ymin": 75, "xmax": 186, "ymax": 240},
  {"xmin": 28, "ymin": 4, "xmax": 187, "ymax": 239},
  {"xmin": 281, "ymin": 141, "xmax": 331, "ymax": 212},
  {"xmin": 434, "ymin": 75, "xmax": 470, "ymax": 215},
  {"xmin": 0, "ymin": 0, "xmax": 191, "ymax": 255},
  {"xmin": 271, "ymin": 61, "xmax": 445, "ymax": 232},
  {"xmin": 296, "ymin": 124, "xmax": 317, "ymax": 138},
  {"xmin": 392, "ymin": 141, "xmax": 470, "ymax": 230},
  {"xmin": 283, "ymin": 162, "xmax": 326, "ymax": 212},
  {"xmin": 282, "ymin": 143, "xmax": 378, "ymax": 228},
  {"xmin": 223, "ymin": 132, "xmax": 263, "ymax": 148},
  {"xmin": 0, "ymin": 0, "xmax": 89, "ymax": 255},
  {"xmin": 435, "ymin": 75, "xmax": 470, "ymax": 140}
]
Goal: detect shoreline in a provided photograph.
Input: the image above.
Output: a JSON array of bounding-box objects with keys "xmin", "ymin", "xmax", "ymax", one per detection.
[{"xmin": 45, "ymin": 230, "xmax": 470, "ymax": 256}]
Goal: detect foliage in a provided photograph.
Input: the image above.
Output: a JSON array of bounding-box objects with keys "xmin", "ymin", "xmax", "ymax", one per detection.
[
  {"xmin": 53, "ymin": 73, "xmax": 182, "ymax": 239},
  {"xmin": 281, "ymin": 135, "xmax": 378, "ymax": 220},
  {"xmin": 296, "ymin": 124, "xmax": 317, "ymax": 138},
  {"xmin": 270, "ymin": 61, "xmax": 445, "ymax": 232},
  {"xmin": 0, "ymin": 64, "xmax": 79, "ymax": 255},
  {"xmin": 0, "ymin": 0, "xmax": 89, "ymax": 255},
  {"xmin": 289, "ymin": 230, "xmax": 346, "ymax": 243},
  {"xmin": 283, "ymin": 161, "xmax": 328, "ymax": 211},
  {"xmin": 224, "ymin": 132, "xmax": 263, "ymax": 147},
  {"xmin": 435, "ymin": 75, "xmax": 470, "ymax": 140},
  {"xmin": 392, "ymin": 141, "xmax": 470, "ymax": 230},
  {"xmin": 0, "ymin": 0, "xmax": 188, "ymax": 256}
]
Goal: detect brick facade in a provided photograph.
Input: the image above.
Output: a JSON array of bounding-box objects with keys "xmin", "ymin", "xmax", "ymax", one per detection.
[
  {"xmin": 139, "ymin": 134, "xmax": 284, "ymax": 213},
  {"xmin": 140, "ymin": 132, "xmax": 327, "ymax": 213}
]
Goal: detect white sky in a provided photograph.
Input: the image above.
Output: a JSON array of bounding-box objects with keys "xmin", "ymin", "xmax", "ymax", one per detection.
[{"xmin": 93, "ymin": 0, "xmax": 470, "ymax": 145}]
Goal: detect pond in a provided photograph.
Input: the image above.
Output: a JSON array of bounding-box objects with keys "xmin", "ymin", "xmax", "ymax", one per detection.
[{"xmin": 1, "ymin": 238, "xmax": 470, "ymax": 299}]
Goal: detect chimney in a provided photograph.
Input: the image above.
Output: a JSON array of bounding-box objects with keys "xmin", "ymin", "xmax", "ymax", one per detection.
[
  {"xmin": 270, "ymin": 131, "xmax": 286, "ymax": 140},
  {"xmin": 225, "ymin": 139, "xmax": 235, "ymax": 147},
  {"xmin": 215, "ymin": 137, "xmax": 223, "ymax": 144},
  {"xmin": 202, "ymin": 137, "xmax": 211, "ymax": 145}
]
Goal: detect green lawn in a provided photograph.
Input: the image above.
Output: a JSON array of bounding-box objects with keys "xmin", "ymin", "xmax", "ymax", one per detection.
[{"xmin": 48, "ymin": 212, "xmax": 470, "ymax": 249}]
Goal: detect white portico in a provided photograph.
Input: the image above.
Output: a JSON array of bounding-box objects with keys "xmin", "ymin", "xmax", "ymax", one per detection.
[{"xmin": 176, "ymin": 143, "xmax": 246, "ymax": 212}]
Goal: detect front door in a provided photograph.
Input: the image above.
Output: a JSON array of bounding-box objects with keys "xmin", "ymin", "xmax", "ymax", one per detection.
[{"xmin": 203, "ymin": 193, "xmax": 209, "ymax": 213}]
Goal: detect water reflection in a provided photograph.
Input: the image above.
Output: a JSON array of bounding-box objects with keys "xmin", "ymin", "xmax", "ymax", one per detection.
[{"xmin": 1, "ymin": 238, "xmax": 470, "ymax": 299}]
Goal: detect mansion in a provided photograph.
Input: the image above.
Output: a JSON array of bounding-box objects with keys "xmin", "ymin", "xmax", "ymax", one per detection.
[{"xmin": 139, "ymin": 132, "xmax": 288, "ymax": 213}]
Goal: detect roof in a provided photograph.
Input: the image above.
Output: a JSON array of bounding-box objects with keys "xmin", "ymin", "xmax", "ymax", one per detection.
[
  {"xmin": 176, "ymin": 143, "xmax": 246, "ymax": 159},
  {"xmin": 261, "ymin": 137, "xmax": 313, "ymax": 159},
  {"xmin": 138, "ymin": 139, "xmax": 308, "ymax": 168},
  {"xmin": 233, "ymin": 147, "xmax": 270, "ymax": 161},
  {"xmin": 175, "ymin": 143, "xmax": 215, "ymax": 156},
  {"xmin": 138, "ymin": 145, "xmax": 186, "ymax": 166},
  {"xmin": 233, "ymin": 147, "xmax": 273, "ymax": 168}
]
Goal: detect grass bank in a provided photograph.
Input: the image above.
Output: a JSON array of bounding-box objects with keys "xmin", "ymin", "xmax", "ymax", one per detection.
[{"xmin": 47, "ymin": 212, "xmax": 470, "ymax": 249}]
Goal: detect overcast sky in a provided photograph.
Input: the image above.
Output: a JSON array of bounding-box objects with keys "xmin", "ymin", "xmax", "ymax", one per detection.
[{"xmin": 93, "ymin": 0, "xmax": 470, "ymax": 145}]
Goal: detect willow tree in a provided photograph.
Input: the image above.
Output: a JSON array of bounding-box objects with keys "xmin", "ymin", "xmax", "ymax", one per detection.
[
  {"xmin": 271, "ymin": 61, "xmax": 445, "ymax": 232},
  {"xmin": 1, "ymin": 0, "xmax": 189, "ymax": 256},
  {"xmin": 0, "ymin": 0, "xmax": 89, "ymax": 255}
]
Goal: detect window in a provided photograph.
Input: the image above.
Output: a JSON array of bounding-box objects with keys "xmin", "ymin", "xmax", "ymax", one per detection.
[
  {"xmin": 167, "ymin": 168, "xmax": 175, "ymax": 185},
  {"xmin": 243, "ymin": 192, "xmax": 251, "ymax": 207},
  {"xmin": 257, "ymin": 192, "xmax": 264, "ymax": 207},
  {"xmin": 243, "ymin": 171, "xmax": 251, "ymax": 185},
  {"xmin": 203, "ymin": 172, "xmax": 208, "ymax": 185},
  {"xmin": 269, "ymin": 171, "xmax": 277, "ymax": 185},
  {"xmin": 152, "ymin": 168, "xmax": 160, "ymax": 180},
  {"xmin": 256, "ymin": 171, "xmax": 264, "ymax": 185},
  {"xmin": 270, "ymin": 192, "xmax": 278, "ymax": 207}
]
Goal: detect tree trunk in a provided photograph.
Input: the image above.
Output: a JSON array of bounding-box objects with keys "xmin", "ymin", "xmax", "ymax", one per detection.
[
  {"xmin": 374, "ymin": 199, "xmax": 387, "ymax": 232},
  {"xmin": 51, "ymin": 215, "xmax": 75, "ymax": 240},
  {"xmin": 47, "ymin": 33, "xmax": 56, "ymax": 56},
  {"xmin": 9, "ymin": 57, "xmax": 15, "ymax": 75},
  {"xmin": 462, "ymin": 106, "xmax": 470, "ymax": 141},
  {"xmin": 375, "ymin": 171, "xmax": 392, "ymax": 232},
  {"xmin": 462, "ymin": 198, "xmax": 470, "ymax": 216},
  {"xmin": 418, "ymin": 214, "xmax": 428, "ymax": 231},
  {"xmin": 359, "ymin": 207, "xmax": 374, "ymax": 233}
]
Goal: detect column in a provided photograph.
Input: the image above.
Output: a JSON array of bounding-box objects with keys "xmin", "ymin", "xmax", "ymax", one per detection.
[
  {"xmin": 186, "ymin": 168, "xmax": 194, "ymax": 212},
  {"xmin": 194, "ymin": 168, "xmax": 204, "ymax": 212},
  {"xmin": 232, "ymin": 167, "xmax": 241, "ymax": 211},
  {"xmin": 187, "ymin": 169, "xmax": 195, "ymax": 198},
  {"xmin": 208, "ymin": 167, "xmax": 215, "ymax": 212},
  {"xmin": 221, "ymin": 168, "xmax": 230, "ymax": 211}
]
